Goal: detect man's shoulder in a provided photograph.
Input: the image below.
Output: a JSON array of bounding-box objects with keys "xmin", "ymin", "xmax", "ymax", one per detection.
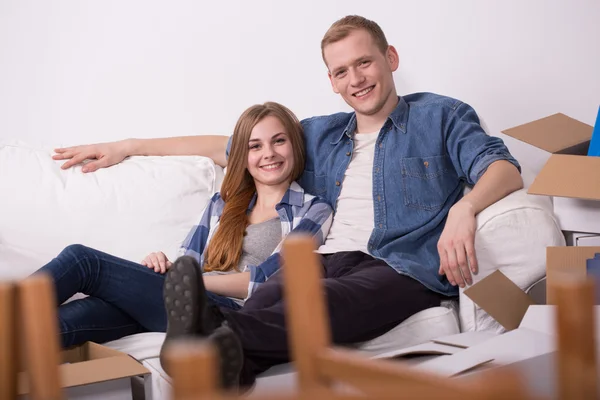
[
  {"xmin": 301, "ymin": 111, "xmax": 353, "ymax": 133},
  {"xmin": 403, "ymin": 92, "xmax": 465, "ymax": 111}
]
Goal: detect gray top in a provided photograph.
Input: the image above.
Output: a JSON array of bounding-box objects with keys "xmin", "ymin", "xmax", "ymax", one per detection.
[
  {"xmin": 238, "ymin": 217, "xmax": 282, "ymax": 268},
  {"xmin": 204, "ymin": 217, "xmax": 282, "ymax": 305}
]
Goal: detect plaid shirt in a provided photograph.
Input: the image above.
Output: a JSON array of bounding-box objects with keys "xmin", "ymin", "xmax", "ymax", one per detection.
[{"xmin": 179, "ymin": 181, "xmax": 333, "ymax": 298}]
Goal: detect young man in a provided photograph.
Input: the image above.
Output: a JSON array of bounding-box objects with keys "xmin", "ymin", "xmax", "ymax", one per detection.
[{"xmin": 54, "ymin": 16, "xmax": 523, "ymax": 388}]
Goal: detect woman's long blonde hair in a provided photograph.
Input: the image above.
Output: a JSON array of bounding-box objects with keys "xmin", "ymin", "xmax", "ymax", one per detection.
[{"xmin": 203, "ymin": 102, "xmax": 305, "ymax": 273}]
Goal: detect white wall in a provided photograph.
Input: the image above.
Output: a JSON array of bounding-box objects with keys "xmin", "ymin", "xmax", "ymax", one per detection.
[{"xmin": 1, "ymin": 0, "xmax": 599, "ymax": 148}]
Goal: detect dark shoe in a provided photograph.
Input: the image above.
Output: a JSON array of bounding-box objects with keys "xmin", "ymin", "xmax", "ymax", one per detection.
[
  {"xmin": 210, "ymin": 325, "xmax": 244, "ymax": 390},
  {"xmin": 159, "ymin": 256, "xmax": 223, "ymax": 371}
]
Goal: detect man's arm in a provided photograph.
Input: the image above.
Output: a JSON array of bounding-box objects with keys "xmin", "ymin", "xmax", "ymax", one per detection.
[
  {"xmin": 53, "ymin": 135, "xmax": 229, "ymax": 172},
  {"xmin": 455, "ymin": 160, "xmax": 523, "ymax": 215},
  {"xmin": 438, "ymin": 160, "xmax": 523, "ymax": 288},
  {"xmin": 203, "ymin": 272, "xmax": 251, "ymax": 299}
]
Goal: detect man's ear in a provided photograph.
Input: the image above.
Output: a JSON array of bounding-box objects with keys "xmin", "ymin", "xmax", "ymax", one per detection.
[
  {"xmin": 328, "ymin": 72, "xmax": 340, "ymax": 94},
  {"xmin": 387, "ymin": 45, "xmax": 399, "ymax": 72}
]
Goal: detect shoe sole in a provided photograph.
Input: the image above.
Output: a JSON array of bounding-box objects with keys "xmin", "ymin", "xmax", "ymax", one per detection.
[
  {"xmin": 211, "ymin": 325, "xmax": 244, "ymax": 390},
  {"xmin": 159, "ymin": 256, "xmax": 206, "ymax": 371}
]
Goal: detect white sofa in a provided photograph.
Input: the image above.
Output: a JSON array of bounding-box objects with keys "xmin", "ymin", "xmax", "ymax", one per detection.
[{"xmin": 0, "ymin": 141, "xmax": 565, "ymax": 399}]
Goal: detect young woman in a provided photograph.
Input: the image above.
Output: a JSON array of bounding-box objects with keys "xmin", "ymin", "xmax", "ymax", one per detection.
[{"xmin": 35, "ymin": 102, "xmax": 333, "ymax": 348}]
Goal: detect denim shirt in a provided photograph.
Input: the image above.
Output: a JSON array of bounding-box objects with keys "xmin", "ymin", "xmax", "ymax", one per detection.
[{"xmin": 297, "ymin": 93, "xmax": 520, "ymax": 296}]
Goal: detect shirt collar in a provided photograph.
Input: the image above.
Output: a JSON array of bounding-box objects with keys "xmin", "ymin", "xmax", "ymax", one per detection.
[
  {"xmin": 247, "ymin": 181, "xmax": 305, "ymax": 211},
  {"xmin": 332, "ymin": 96, "xmax": 409, "ymax": 144}
]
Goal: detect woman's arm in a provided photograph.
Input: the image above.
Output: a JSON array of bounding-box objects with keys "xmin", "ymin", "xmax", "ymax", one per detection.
[
  {"xmin": 53, "ymin": 135, "xmax": 230, "ymax": 171},
  {"xmin": 203, "ymin": 272, "xmax": 251, "ymax": 299},
  {"xmin": 178, "ymin": 193, "xmax": 223, "ymax": 262}
]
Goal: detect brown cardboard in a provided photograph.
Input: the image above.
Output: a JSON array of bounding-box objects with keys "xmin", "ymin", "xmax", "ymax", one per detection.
[
  {"xmin": 546, "ymin": 246, "xmax": 600, "ymax": 304},
  {"xmin": 17, "ymin": 341, "xmax": 149, "ymax": 395},
  {"xmin": 502, "ymin": 113, "xmax": 592, "ymax": 154},
  {"xmin": 528, "ymin": 154, "xmax": 600, "ymax": 200},
  {"xmin": 502, "ymin": 113, "xmax": 599, "ymax": 202},
  {"xmin": 463, "ymin": 270, "xmax": 536, "ymax": 331}
]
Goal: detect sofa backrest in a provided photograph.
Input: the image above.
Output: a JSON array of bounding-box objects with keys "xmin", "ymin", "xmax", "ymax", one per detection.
[{"xmin": 0, "ymin": 141, "xmax": 224, "ymax": 278}]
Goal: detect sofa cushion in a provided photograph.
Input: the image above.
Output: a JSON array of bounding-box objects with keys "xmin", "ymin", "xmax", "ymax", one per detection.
[
  {"xmin": 352, "ymin": 303, "xmax": 460, "ymax": 356},
  {"xmin": 460, "ymin": 188, "xmax": 565, "ymax": 332},
  {"xmin": 103, "ymin": 304, "xmax": 460, "ymax": 396},
  {"xmin": 0, "ymin": 141, "xmax": 224, "ymax": 278}
]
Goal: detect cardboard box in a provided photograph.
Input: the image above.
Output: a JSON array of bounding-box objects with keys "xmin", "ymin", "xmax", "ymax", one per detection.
[
  {"xmin": 546, "ymin": 246, "xmax": 600, "ymax": 304},
  {"xmin": 501, "ymin": 113, "xmax": 600, "ymax": 234},
  {"xmin": 414, "ymin": 247, "xmax": 600, "ymax": 381},
  {"xmin": 18, "ymin": 342, "xmax": 151, "ymax": 400},
  {"xmin": 464, "ymin": 246, "xmax": 600, "ymax": 314},
  {"xmin": 565, "ymin": 232, "xmax": 600, "ymax": 247}
]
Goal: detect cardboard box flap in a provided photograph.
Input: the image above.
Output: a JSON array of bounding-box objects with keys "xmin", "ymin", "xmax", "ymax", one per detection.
[
  {"xmin": 18, "ymin": 355, "xmax": 150, "ymax": 395},
  {"xmin": 463, "ymin": 270, "xmax": 535, "ymax": 330},
  {"xmin": 528, "ymin": 154, "xmax": 600, "ymax": 200},
  {"xmin": 61, "ymin": 341, "xmax": 124, "ymax": 364},
  {"xmin": 502, "ymin": 113, "xmax": 593, "ymax": 153}
]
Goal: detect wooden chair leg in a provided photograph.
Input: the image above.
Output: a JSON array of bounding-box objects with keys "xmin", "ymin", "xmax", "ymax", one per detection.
[
  {"xmin": 0, "ymin": 282, "xmax": 17, "ymax": 400},
  {"xmin": 164, "ymin": 338, "xmax": 218, "ymax": 400},
  {"xmin": 553, "ymin": 275, "xmax": 597, "ymax": 399},
  {"xmin": 18, "ymin": 274, "xmax": 63, "ymax": 400},
  {"xmin": 281, "ymin": 234, "xmax": 332, "ymax": 392}
]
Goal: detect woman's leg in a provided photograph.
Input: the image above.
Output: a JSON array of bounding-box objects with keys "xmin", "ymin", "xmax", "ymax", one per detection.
[
  {"xmin": 37, "ymin": 244, "xmax": 167, "ymax": 335},
  {"xmin": 58, "ymin": 297, "xmax": 144, "ymax": 347}
]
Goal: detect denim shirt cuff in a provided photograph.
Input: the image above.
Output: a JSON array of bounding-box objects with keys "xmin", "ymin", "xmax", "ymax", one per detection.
[{"xmin": 471, "ymin": 152, "xmax": 521, "ymax": 183}]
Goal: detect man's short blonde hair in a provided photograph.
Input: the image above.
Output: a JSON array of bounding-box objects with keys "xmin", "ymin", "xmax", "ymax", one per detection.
[{"xmin": 321, "ymin": 15, "xmax": 389, "ymax": 65}]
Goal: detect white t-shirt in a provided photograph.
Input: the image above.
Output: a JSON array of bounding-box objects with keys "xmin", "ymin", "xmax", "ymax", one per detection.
[{"xmin": 317, "ymin": 132, "xmax": 377, "ymax": 254}]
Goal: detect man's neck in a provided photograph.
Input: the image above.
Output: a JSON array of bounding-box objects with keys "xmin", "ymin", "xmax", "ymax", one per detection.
[{"xmin": 355, "ymin": 94, "xmax": 399, "ymax": 134}]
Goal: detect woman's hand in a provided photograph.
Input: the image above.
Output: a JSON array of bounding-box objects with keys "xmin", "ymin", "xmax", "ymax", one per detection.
[
  {"xmin": 141, "ymin": 252, "xmax": 173, "ymax": 274},
  {"xmin": 53, "ymin": 140, "xmax": 132, "ymax": 172}
]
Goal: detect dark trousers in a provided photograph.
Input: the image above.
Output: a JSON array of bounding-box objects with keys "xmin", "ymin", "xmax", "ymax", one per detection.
[{"xmin": 221, "ymin": 251, "xmax": 446, "ymax": 386}]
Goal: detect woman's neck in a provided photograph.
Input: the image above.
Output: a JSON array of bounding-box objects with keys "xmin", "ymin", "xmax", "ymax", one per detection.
[
  {"xmin": 254, "ymin": 181, "xmax": 289, "ymax": 210},
  {"xmin": 249, "ymin": 181, "xmax": 289, "ymax": 224}
]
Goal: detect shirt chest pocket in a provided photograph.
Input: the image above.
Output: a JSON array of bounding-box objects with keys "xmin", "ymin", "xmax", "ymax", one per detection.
[
  {"xmin": 300, "ymin": 171, "xmax": 328, "ymax": 196},
  {"xmin": 401, "ymin": 155, "xmax": 457, "ymax": 211}
]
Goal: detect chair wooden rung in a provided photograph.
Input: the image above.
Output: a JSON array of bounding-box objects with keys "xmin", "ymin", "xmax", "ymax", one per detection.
[{"xmin": 1, "ymin": 274, "xmax": 64, "ymax": 400}]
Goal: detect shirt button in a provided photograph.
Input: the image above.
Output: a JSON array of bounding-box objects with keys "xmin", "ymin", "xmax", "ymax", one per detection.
[
  {"xmin": 377, "ymin": 196, "xmax": 381, "ymax": 201},
  {"xmin": 379, "ymin": 143, "xmax": 383, "ymax": 148},
  {"xmin": 335, "ymin": 181, "xmax": 341, "ymax": 186},
  {"xmin": 379, "ymin": 224, "xmax": 383, "ymax": 228},
  {"xmin": 346, "ymin": 152, "xmax": 351, "ymax": 156}
]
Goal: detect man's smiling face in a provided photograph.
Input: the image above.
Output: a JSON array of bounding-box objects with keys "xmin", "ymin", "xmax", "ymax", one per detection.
[{"xmin": 324, "ymin": 29, "xmax": 399, "ymax": 120}]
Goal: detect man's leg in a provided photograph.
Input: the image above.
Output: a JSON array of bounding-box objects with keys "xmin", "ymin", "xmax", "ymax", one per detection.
[{"xmin": 222, "ymin": 251, "xmax": 445, "ymax": 386}]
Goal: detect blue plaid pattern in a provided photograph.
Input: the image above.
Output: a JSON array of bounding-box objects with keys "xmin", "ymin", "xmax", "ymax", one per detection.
[{"xmin": 179, "ymin": 181, "xmax": 333, "ymax": 298}]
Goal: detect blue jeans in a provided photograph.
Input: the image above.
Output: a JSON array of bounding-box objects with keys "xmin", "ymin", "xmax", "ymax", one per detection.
[{"xmin": 36, "ymin": 244, "xmax": 242, "ymax": 347}]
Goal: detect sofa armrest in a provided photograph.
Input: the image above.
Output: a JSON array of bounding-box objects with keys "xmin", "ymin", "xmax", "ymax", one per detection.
[{"xmin": 459, "ymin": 188, "xmax": 565, "ymax": 332}]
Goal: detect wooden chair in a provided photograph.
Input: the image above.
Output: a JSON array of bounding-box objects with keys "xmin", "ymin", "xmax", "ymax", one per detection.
[
  {"xmin": 553, "ymin": 274, "xmax": 597, "ymax": 399},
  {"xmin": 164, "ymin": 234, "xmax": 535, "ymax": 400},
  {"xmin": 0, "ymin": 281, "xmax": 17, "ymax": 400},
  {"xmin": 0, "ymin": 274, "xmax": 64, "ymax": 400},
  {"xmin": 279, "ymin": 234, "xmax": 536, "ymax": 400}
]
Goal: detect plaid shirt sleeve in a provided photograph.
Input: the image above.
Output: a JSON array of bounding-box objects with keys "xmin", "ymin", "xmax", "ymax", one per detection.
[
  {"xmin": 244, "ymin": 196, "xmax": 333, "ymax": 297},
  {"xmin": 178, "ymin": 193, "xmax": 224, "ymax": 265}
]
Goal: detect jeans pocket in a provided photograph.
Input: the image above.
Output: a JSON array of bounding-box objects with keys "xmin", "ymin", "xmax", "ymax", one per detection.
[{"xmin": 401, "ymin": 155, "xmax": 456, "ymax": 210}]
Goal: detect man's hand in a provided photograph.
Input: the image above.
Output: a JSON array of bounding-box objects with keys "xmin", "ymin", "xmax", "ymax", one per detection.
[
  {"xmin": 437, "ymin": 201, "xmax": 478, "ymax": 288},
  {"xmin": 141, "ymin": 252, "xmax": 173, "ymax": 274},
  {"xmin": 53, "ymin": 140, "xmax": 131, "ymax": 173}
]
